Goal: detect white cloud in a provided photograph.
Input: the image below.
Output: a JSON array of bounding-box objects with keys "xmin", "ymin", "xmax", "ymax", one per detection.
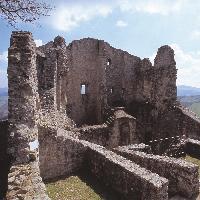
[
  {"xmin": 34, "ymin": 39, "xmax": 43, "ymax": 47},
  {"xmin": 0, "ymin": 51, "xmax": 8, "ymax": 62},
  {"xmin": 150, "ymin": 43, "xmax": 200, "ymax": 87},
  {"xmin": 171, "ymin": 43, "xmax": 200, "ymax": 87},
  {"xmin": 48, "ymin": 0, "xmax": 188, "ymax": 31},
  {"xmin": 116, "ymin": 20, "xmax": 128, "ymax": 27},
  {"xmin": 118, "ymin": 0, "xmax": 186, "ymax": 15},
  {"xmin": 50, "ymin": 4, "xmax": 112, "ymax": 32}
]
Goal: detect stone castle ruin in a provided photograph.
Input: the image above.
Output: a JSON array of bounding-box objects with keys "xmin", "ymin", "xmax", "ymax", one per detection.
[{"xmin": 1, "ymin": 31, "xmax": 200, "ymax": 199}]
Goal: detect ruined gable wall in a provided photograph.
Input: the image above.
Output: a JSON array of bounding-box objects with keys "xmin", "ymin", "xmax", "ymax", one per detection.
[
  {"xmin": 103, "ymin": 43, "xmax": 142, "ymax": 107},
  {"xmin": 65, "ymin": 38, "xmax": 103, "ymax": 126},
  {"xmin": 37, "ymin": 38, "xmax": 177, "ymax": 129},
  {"xmin": 62, "ymin": 38, "xmax": 156, "ymax": 126}
]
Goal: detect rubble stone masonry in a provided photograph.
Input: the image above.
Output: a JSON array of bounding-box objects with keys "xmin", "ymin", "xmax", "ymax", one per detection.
[{"xmin": 3, "ymin": 31, "xmax": 200, "ymax": 199}]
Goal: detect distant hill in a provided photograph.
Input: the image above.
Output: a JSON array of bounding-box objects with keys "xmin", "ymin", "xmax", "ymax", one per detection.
[
  {"xmin": 1, "ymin": 86, "xmax": 200, "ymax": 120},
  {"xmin": 0, "ymin": 88, "xmax": 8, "ymax": 97},
  {"xmin": 177, "ymin": 86, "xmax": 200, "ymax": 117},
  {"xmin": 0, "ymin": 88, "xmax": 8, "ymax": 120},
  {"xmin": 177, "ymin": 85, "xmax": 200, "ymax": 96}
]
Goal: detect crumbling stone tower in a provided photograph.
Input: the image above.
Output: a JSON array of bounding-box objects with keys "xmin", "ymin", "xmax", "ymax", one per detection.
[{"xmin": 2, "ymin": 31, "xmax": 200, "ymax": 200}]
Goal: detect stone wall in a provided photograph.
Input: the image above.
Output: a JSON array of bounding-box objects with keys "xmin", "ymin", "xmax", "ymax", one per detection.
[
  {"xmin": 6, "ymin": 31, "xmax": 200, "ymax": 199},
  {"xmin": 114, "ymin": 145, "xmax": 199, "ymax": 198},
  {"xmin": 153, "ymin": 45, "xmax": 177, "ymax": 109},
  {"xmin": 176, "ymin": 106, "xmax": 200, "ymax": 140},
  {"xmin": 185, "ymin": 138, "xmax": 200, "ymax": 159},
  {"xmin": 75, "ymin": 108, "xmax": 138, "ymax": 148},
  {"xmin": 109, "ymin": 108, "xmax": 138, "ymax": 147},
  {"xmin": 6, "ymin": 31, "xmax": 50, "ymax": 200},
  {"xmin": 39, "ymin": 127, "xmax": 87, "ymax": 181},
  {"xmin": 0, "ymin": 120, "xmax": 9, "ymax": 199},
  {"xmin": 86, "ymin": 143, "xmax": 169, "ymax": 200},
  {"xmin": 37, "ymin": 38, "xmax": 177, "ymax": 127},
  {"xmin": 147, "ymin": 105, "xmax": 200, "ymax": 154},
  {"xmin": 6, "ymin": 162, "xmax": 50, "ymax": 200},
  {"xmin": 75, "ymin": 125, "xmax": 110, "ymax": 147},
  {"xmin": 8, "ymin": 31, "xmax": 39, "ymax": 164},
  {"xmin": 40, "ymin": 129, "xmax": 169, "ymax": 199}
]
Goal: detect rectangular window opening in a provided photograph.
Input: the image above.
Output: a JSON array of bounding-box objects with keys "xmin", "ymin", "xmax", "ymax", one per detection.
[
  {"xmin": 81, "ymin": 84, "xmax": 86, "ymax": 95},
  {"xmin": 110, "ymin": 87, "xmax": 113, "ymax": 94}
]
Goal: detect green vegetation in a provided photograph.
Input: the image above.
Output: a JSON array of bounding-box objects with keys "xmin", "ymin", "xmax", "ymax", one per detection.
[
  {"xmin": 0, "ymin": 96, "xmax": 7, "ymax": 107},
  {"xmin": 178, "ymin": 95, "xmax": 200, "ymax": 117},
  {"xmin": 46, "ymin": 176, "xmax": 102, "ymax": 200},
  {"xmin": 185, "ymin": 155, "xmax": 200, "ymax": 176},
  {"xmin": 0, "ymin": 96, "xmax": 8, "ymax": 120},
  {"xmin": 190, "ymin": 102, "xmax": 200, "ymax": 117}
]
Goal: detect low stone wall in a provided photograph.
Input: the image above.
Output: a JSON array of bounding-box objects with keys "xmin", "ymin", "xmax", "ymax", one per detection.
[
  {"xmin": 75, "ymin": 125, "xmax": 110, "ymax": 147},
  {"xmin": 114, "ymin": 146, "xmax": 199, "ymax": 198},
  {"xmin": 185, "ymin": 138, "xmax": 200, "ymax": 159},
  {"xmin": 39, "ymin": 127, "xmax": 88, "ymax": 181},
  {"xmin": 39, "ymin": 129, "xmax": 169, "ymax": 199},
  {"xmin": 117, "ymin": 143, "xmax": 152, "ymax": 153},
  {"xmin": 0, "ymin": 120, "xmax": 9, "ymax": 199},
  {"xmin": 86, "ymin": 144, "xmax": 169, "ymax": 200}
]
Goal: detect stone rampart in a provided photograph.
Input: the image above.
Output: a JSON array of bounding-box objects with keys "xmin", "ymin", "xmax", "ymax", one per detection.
[{"xmin": 114, "ymin": 146, "xmax": 199, "ymax": 198}]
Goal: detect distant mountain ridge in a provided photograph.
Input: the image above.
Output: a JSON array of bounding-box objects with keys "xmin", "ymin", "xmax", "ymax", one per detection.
[
  {"xmin": 0, "ymin": 88, "xmax": 8, "ymax": 120},
  {"xmin": 1, "ymin": 86, "xmax": 200, "ymax": 120},
  {"xmin": 177, "ymin": 85, "xmax": 200, "ymax": 96},
  {"xmin": 0, "ymin": 87, "xmax": 8, "ymax": 96}
]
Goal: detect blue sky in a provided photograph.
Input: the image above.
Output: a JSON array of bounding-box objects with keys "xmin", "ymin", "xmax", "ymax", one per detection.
[{"xmin": 1, "ymin": 0, "xmax": 200, "ymax": 88}]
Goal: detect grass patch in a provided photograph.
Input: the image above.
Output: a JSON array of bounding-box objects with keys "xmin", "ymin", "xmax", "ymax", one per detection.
[
  {"xmin": 185, "ymin": 155, "xmax": 200, "ymax": 176},
  {"xmin": 190, "ymin": 102, "xmax": 200, "ymax": 117},
  {"xmin": 46, "ymin": 176, "xmax": 102, "ymax": 200}
]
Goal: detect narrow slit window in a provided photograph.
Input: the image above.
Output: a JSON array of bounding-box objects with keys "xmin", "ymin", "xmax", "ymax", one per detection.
[
  {"xmin": 110, "ymin": 87, "xmax": 113, "ymax": 93},
  {"xmin": 107, "ymin": 58, "xmax": 111, "ymax": 66},
  {"xmin": 81, "ymin": 84, "xmax": 86, "ymax": 94}
]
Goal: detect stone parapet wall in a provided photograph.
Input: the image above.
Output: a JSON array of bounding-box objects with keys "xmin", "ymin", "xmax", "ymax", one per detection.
[
  {"xmin": 40, "ymin": 128, "xmax": 169, "ymax": 199},
  {"xmin": 75, "ymin": 125, "xmax": 110, "ymax": 147},
  {"xmin": 114, "ymin": 146, "xmax": 199, "ymax": 198},
  {"xmin": 86, "ymin": 143, "xmax": 168, "ymax": 200},
  {"xmin": 115, "ymin": 143, "xmax": 152, "ymax": 153}
]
